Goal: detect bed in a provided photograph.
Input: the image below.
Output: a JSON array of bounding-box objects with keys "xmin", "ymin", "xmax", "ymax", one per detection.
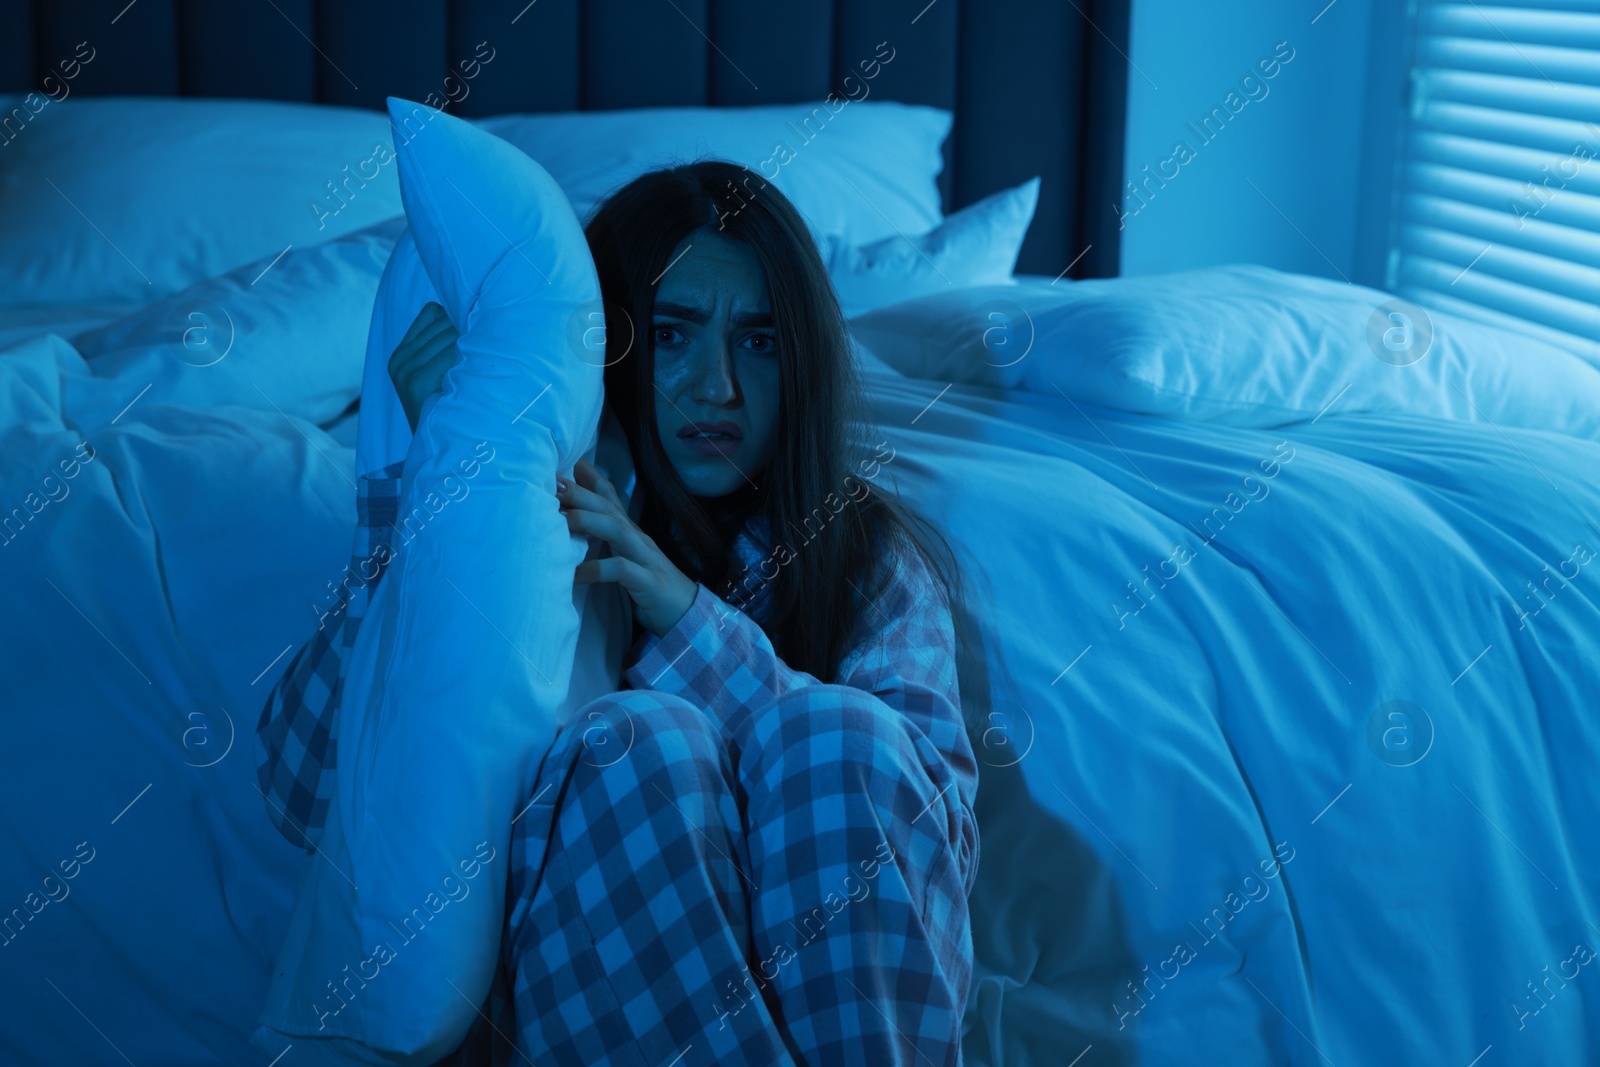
[{"xmin": 4, "ymin": 3, "xmax": 1600, "ymax": 1065}]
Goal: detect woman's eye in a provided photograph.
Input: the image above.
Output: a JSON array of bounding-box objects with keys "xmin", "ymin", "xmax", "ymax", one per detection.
[
  {"xmin": 652, "ymin": 325, "xmax": 683, "ymax": 347},
  {"xmin": 743, "ymin": 333, "xmax": 777, "ymax": 354}
]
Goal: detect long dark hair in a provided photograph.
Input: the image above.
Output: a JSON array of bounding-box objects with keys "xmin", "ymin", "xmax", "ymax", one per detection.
[{"xmin": 583, "ymin": 158, "xmax": 968, "ymax": 685}]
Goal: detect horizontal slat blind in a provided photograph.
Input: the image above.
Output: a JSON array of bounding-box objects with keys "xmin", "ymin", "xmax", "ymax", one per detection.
[{"xmin": 1390, "ymin": 0, "xmax": 1600, "ymax": 360}]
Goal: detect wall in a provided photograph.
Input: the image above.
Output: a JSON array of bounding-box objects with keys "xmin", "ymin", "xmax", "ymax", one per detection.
[{"xmin": 1117, "ymin": 0, "xmax": 1401, "ymax": 287}]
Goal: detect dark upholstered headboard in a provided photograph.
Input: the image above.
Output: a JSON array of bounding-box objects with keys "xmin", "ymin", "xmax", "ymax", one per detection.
[{"xmin": 0, "ymin": 0, "xmax": 1129, "ymax": 277}]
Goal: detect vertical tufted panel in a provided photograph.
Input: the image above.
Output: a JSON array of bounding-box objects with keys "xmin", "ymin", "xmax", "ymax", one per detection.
[
  {"xmin": 179, "ymin": 0, "xmax": 316, "ymax": 102},
  {"xmin": 834, "ymin": 0, "xmax": 959, "ymax": 228},
  {"xmin": 0, "ymin": 0, "xmax": 33, "ymax": 93},
  {"xmin": 582, "ymin": 0, "xmax": 707, "ymax": 109},
  {"xmin": 36, "ymin": 0, "xmax": 180, "ymax": 96},
  {"xmin": 316, "ymin": 0, "xmax": 447, "ymax": 110},
  {"xmin": 450, "ymin": 0, "xmax": 581, "ymax": 116},
  {"xmin": 705, "ymin": 0, "xmax": 834, "ymax": 107},
  {"xmin": 957, "ymin": 0, "xmax": 1085, "ymax": 276},
  {"xmin": 1079, "ymin": 0, "xmax": 1131, "ymax": 277}
]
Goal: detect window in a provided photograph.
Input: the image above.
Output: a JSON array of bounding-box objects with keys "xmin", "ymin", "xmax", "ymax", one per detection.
[{"xmin": 1387, "ymin": 0, "xmax": 1599, "ymax": 361}]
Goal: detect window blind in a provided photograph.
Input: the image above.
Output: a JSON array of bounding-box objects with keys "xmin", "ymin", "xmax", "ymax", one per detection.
[{"xmin": 1390, "ymin": 0, "xmax": 1600, "ymax": 361}]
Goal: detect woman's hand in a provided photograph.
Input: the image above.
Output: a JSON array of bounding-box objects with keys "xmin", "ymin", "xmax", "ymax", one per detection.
[
  {"xmin": 560, "ymin": 457, "xmax": 698, "ymax": 639},
  {"xmin": 388, "ymin": 302, "xmax": 460, "ymax": 432}
]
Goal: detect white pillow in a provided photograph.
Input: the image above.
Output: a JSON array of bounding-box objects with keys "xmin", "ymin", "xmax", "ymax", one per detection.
[
  {"xmin": 0, "ymin": 301, "xmax": 146, "ymax": 350},
  {"xmin": 64, "ymin": 217, "xmax": 404, "ymax": 428},
  {"xmin": 253, "ymin": 96, "xmax": 610, "ymax": 1065},
  {"xmin": 849, "ymin": 265, "xmax": 1600, "ymax": 435},
  {"xmin": 826, "ymin": 177, "xmax": 1038, "ymax": 317},
  {"xmin": 472, "ymin": 101, "xmax": 950, "ymax": 250},
  {"xmin": 0, "ymin": 95, "xmax": 403, "ymax": 307}
]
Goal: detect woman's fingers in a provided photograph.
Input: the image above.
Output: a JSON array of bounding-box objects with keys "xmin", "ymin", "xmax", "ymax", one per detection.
[
  {"xmin": 560, "ymin": 489, "xmax": 644, "ymax": 562},
  {"xmin": 405, "ymin": 324, "xmax": 460, "ymax": 370},
  {"xmin": 392, "ymin": 355, "xmax": 451, "ymax": 409},
  {"xmin": 415, "ymin": 301, "xmax": 450, "ymax": 329},
  {"xmin": 400, "ymin": 343, "xmax": 458, "ymax": 389},
  {"xmin": 557, "ymin": 472, "xmax": 612, "ymax": 514},
  {"xmin": 389, "ymin": 330, "xmax": 456, "ymax": 387},
  {"xmin": 574, "ymin": 457, "xmax": 624, "ymax": 511},
  {"xmin": 574, "ymin": 553, "xmax": 640, "ymax": 587},
  {"xmin": 397, "ymin": 305, "xmax": 433, "ymax": 345},
  {"xmin": 574, "ymin": 456, "xmax": 605, "ymax": 485},
  {"xmin": 387, "ymin": 303, "xmax": 462, "ymax": 432},
  {"xmin": 397, "ymin": 302, "xmax": 454, "ymax": 351},
  {"xmin": 562, "ymin": 505, "xmax": 638, "ymax": 551},
  {"xmin": 559, "ymin": 474, "xmax": 656, "ymax": 576},
  {"xmin": 562, "ymin": 470, "xmax": 696, "ymax": 636},
  {"xmin": 392, "ymin": 331, "xmax": 459, "ymax": 391}
]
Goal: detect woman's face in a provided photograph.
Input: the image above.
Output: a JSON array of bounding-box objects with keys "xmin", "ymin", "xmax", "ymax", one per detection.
[{"xmin": 650, "ymin": 230, "xmax": 781, "ymax": 499}]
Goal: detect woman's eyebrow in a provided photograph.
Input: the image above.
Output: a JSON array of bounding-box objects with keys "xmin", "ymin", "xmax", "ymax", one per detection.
[{"xmin": 654, "ymin": 301, "xmax": 773, "ymax": 327}]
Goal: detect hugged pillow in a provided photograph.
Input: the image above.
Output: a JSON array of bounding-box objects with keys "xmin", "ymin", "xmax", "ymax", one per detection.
[
  {"xmin": 0, "ymin": 95, "xmax": 404, "ymax": 308},
  {"xmin": 253, "ymin": 97, "xmax": 617, "ymax": 1065},
  {"xmin": 825, "ymin": 177, "xmax": 1038, "ymax": 317},
  {"xmin": 473, "ymin": 100, "xmax": 950, "ymax": 250},
  {"xmin": 850, "ymin": 265, "xmax": 1600, "ymax": 435}
]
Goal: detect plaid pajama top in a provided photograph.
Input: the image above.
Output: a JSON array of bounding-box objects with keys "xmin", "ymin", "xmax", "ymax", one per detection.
[{"xmin": 254, "ymin": 461, "xmax": 981, "ymax": 1051}]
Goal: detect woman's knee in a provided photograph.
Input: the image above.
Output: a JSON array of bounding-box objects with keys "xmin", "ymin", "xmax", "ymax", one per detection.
[
  {"xmin": 732, "ymin": 684, "xmax": 926, "ymax": 804},
  {"xmin": 757, "ymin": 683, "xmax": 910, "ymax": 759},
  {"xmin": 740, "ymin": 685, "xmax": 973, "ymax": 920},
  {"xmin": 557, "ymin": 687, "xmax": 723, "ymax": 775}
]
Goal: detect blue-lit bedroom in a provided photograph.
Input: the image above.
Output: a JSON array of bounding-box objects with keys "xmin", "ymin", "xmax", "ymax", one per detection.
[{"xmin": 2, "ymin": 0, "xmax": 1597, "ymax": 1064}]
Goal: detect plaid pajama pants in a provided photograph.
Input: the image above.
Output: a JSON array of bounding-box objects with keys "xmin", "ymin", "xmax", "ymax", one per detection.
[{"xmin": 475, "ymin": 680, "xmax": 975, "ymax": 1066}]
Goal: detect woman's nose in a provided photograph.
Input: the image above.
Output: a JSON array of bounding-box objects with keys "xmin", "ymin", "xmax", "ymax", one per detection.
[{"xmin": 690, "ymin": 342, "xmax": 738, "ymax": 405}]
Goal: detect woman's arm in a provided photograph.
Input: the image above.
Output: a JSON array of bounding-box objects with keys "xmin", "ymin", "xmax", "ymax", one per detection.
[
  {"xmin": 622, "ymin": 545, "xmax": 978, "ymax": 818},
  {"xmin": 561, "ymin": 450, "xmax": 977, "ymax": 834},
  {"xmin": 254, "ymin": 460, "xmax": 406, "ymax": 853}
]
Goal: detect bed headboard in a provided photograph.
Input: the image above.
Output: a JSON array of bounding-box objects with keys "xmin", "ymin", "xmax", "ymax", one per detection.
[{"xmin": 0, "ymin": 0, "xmax": 1129, "ymax": 277}]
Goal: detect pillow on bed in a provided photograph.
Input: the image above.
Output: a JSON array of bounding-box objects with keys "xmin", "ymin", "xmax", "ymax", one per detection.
[
  {"xmin": 850, "ymin": 265, "xmax": 1600, "ymax": 436},
  {"xmin": 62, "ymin": 216, "xmax": 404, "ymax": 428},
  {"xmin": 253, "ymin": 96, "xmax": 609, "ymax": 1066},
  {"xmin": 0, "ymin": 300, "xmax": 147, "ymax": 351},
  {"xmin": 0, "ymin": 95, "xmax": 403, "ymax": 308},
  {"xmin": 825, "ymin": 177, "xmax": 1039, "ymax": 317},
  {"xmin": 473, "ymin": 101, "xmax": 950, "ymax": 249}
]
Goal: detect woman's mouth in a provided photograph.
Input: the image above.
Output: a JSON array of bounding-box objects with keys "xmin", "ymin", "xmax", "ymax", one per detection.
[{"xmin": 678, "ymin": 421, "xmax": 743, "ymax": 457}]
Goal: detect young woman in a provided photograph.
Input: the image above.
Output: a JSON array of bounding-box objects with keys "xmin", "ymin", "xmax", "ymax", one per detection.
[{"xmin": 257, "ymin": 159, "xmax": 980, "ymax": 1066}]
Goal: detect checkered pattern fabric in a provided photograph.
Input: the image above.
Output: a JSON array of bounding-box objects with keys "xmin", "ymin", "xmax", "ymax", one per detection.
[
  {"xmin": 255, "ymin": 459, "xmax": 407, "ymax": 853},
  {"xmin": 623, "ymin": 539, "xmax": 979, "ymax": 821},
  {"xmin": 256, "ymin": 465, "xmax": 979, "ymax": 1066}
]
